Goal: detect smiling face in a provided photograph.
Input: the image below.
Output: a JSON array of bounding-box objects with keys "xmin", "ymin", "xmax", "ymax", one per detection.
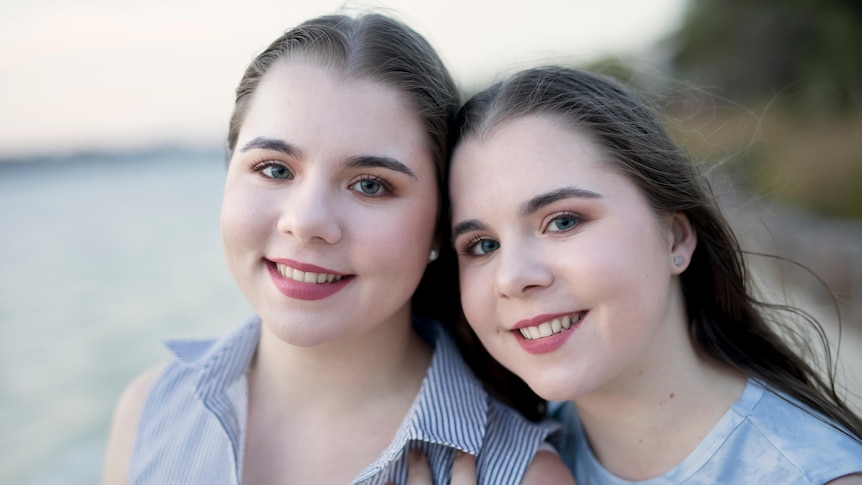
[
  {"xmin": 221, "ymin": 60, "xmax": 439, "ymax": 347},
  {"xmin": 450, "ymin": 115, "xmax": 694, "ymax": 401}
]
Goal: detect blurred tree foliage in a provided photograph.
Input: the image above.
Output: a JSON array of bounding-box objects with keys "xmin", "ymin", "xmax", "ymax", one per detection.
[
  {"xmin": 671, "ymin": 0, "xmax": 862, "ymax": 114},
  {"xmin": 652, "ymin": 0, "xmax": 862, "ymax": 219}
]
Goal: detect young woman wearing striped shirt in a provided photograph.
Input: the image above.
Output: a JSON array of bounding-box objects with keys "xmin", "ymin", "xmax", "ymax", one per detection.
[{"xmin": 102, "ymin": 13, "xmax": 573, "ymax": 485}]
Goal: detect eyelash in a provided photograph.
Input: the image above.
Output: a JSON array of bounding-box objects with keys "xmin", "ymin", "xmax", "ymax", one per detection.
[
  {"xmin": 542, "ymin": 211, "xmax": 582, "ymax": 233},
  {"xmin": 349, "ymin": 175, "xmax": 396, "ymax": 198},
  {"xmin": 251, "ymin": 160, "xmax": 293, "ymax": 180},
  {"xmin": 459, "ymin": 236, "xmax": 499, "ymax": 258}
]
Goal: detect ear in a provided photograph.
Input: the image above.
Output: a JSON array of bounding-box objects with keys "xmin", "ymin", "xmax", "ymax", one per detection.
[{"xmin": 669, "ymin": 211, "xmax": 696, "ymax": 275}]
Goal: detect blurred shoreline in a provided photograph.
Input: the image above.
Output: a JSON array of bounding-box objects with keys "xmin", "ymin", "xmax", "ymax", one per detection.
[{"xmin": 0, "ymin": 144, "xmax": 224, "ymax": 167}]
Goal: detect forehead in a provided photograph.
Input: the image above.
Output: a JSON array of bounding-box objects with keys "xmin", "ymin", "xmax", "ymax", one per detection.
[
  {"xmin": 238, "ymin": 60, "xmax": 429, "ymax": 166},
  {"xmin": 450, "ymin": 115, "xmax": 610, "ymax": 196},
  {"xmin": 252, "ymin": 58, "xmax": 400, "ymax": 107}
]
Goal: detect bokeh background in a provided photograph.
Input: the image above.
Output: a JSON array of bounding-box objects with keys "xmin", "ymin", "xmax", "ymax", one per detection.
[{"xmin": 1, "ymin": 0, "xmax": 860, "ymax": 483}]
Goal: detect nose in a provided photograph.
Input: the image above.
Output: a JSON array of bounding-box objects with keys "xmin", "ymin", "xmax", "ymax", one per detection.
[
  {"xmin": 276, "ymin": 179, "xmax": 343, "ymax": 245},
  {"xmin": 494, "ymin": 240, "xmax": 553, "ymax": 298}
]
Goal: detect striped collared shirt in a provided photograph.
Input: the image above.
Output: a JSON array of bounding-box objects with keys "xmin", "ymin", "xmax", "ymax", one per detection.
[{"xmin": 129, "ymin": 316, "xmax": 557, "ymax": 484}]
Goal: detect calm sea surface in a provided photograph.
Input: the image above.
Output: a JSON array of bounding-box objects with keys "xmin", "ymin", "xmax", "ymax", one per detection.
[{"xmin": 0, "ymin": 150, "xmax": 253, "ymax": 484}]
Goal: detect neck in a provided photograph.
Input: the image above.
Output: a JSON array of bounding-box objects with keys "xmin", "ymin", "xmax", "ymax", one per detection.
[
  {"xmin": 241, "ymin": 310, "xmax": 434, "ymax": 484},
  {"xmin": 250, "ymin": 310, "xmax": 432, "ymax": 415},
  {"xmin": 574, "ymin": 336, "xmax": 746, "ymax": 481},
  {"xmin": 571, "ymin": 285, "xmax": 747, "ymax": 480}
]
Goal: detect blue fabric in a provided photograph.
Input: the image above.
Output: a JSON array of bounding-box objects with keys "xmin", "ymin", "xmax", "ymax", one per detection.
[
  {"xmin": 549, "ymin": 379, "xmax": 862, "ymax": 484},
  {"xmin": 129, "ymin": 316, "xmax": 557, "ymax": 484}
]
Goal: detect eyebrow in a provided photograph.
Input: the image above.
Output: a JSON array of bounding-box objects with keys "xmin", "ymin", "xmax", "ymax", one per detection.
[
  {"xmin": 345, "ymin": 156, "xmax": 416, "ymax": 179},
  {"xmin": 451, "ymin": 186, "xmax": 602, "ymax": 242},
  {"xmin": 520, "ymin": 187, "xmax": 602, "ymax": 216},
  {"xmin": 239, "ymin": 136, "xmax": 303, "ymax": 158},
  {"xmin": 451, "ymin": 219, "xmax": 490, "ymax": 241}
]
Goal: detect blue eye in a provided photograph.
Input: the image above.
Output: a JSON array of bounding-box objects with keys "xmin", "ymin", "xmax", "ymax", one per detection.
[
  {"xmin": 467, "ymin": 238, "xmax": 500, "ymax": 256},
  {"xmin": 547, "ymin": 214, "xmax": 579, "ymax": 233},
  {"xmin": 356, "ymin": 179, "xmax": 382, "ymax": 195},
  {"xmin": 260, "ymin": 164, "xmax": 293, "ymax": 180},
  {"xmin": 479, "ymin": 239, "xmax": 500, "ymax": 254},
  {"xmin": 350, "ymin": 176, "xmax": 393, "ymax": 197}
]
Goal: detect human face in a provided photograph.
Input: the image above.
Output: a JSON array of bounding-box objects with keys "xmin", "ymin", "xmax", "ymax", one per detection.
[
  {"xmin": 221, "ymin": 61, "xmax": 438, "ymax": 347},
  {"xmin": 450, "ymin": 115, "xmax": 687, "ymax": 401}
]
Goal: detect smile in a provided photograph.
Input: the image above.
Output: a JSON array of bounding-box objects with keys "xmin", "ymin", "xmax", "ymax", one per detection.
[
  {"xmin": 267, "ymin": 260, "xmax": 352, "ymax": 301},
  {"xmin": 517, "ymin": 313, "xmax": 583, "ymax": 340},
  {"xmin": 275, "ymin": 263, "xmax": 345, "ymax": 284}
]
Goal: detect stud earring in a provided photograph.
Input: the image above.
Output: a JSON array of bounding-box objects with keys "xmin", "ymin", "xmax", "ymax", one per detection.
[
  {"xmin": 673, "ymin": 256, "xmax": 684, "ymax": 267},
  {"xmin": 429, "ymin": 249, "xmax": 438, "ymax": 262}
]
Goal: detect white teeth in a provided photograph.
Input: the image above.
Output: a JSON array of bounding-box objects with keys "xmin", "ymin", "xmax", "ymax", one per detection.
[
  {"xmin": 276, "ymin": 263, "xmax": 343, "ymax": 284},
  {"xmin": 518, "ymin": 313, "xmax": 581, "ymax": 340}
]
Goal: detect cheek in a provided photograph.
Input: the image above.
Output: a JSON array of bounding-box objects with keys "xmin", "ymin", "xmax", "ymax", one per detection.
[
  {"xmin": 458, "ymin": 265, "xmax": 492, "ymax": 330},
  {"xmin": 575, "ymin": 232, "xmax": 671, "ymax": 327},
  {"xmin": 219, "ymin": 182, "xmax": 272, "ymax": 255},
  {"xmin": 574, "ymin": 221, "xmax": 665, "ymax": 282},
  {"xmin": 365, "ymin": 196, "xmax": 438, "ymax": 267},
  {"xmin": 403, "ymin": 198, "xmax": 438, "ymax": 240}
]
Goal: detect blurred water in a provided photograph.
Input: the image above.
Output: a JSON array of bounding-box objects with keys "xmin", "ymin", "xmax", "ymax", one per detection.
[{"xmin": 0, "ymin": 150, "xmax": 253, "ymax": 485}]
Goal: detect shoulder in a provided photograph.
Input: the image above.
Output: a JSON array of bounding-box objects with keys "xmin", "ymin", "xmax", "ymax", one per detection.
[
  {"xmin": 521, "ymin": 448, "xmax": 576, "ymax": 485},
  {"xmin": 477, "ymin": 398, "xmax": 565, "ymax": 484},
  {"xmin": 744, "ymin": 384, "xmax": 861, "ymax": 451},
  {"xmin": 102, "ymin": 363, "xmax": 168, "ymax": 485},
  {"xmin": 724, "ymin": 383, "xmax": 862, "ymax": 482}
]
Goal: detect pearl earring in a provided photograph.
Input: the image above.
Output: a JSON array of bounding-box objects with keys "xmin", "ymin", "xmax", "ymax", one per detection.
[
  {"xmin": 673, "ymin": 256, "xmax": 684, "ymax": 267},
  {"xmin": 429, "ymin": 249, "xmax": 438, "ymax": 262}
]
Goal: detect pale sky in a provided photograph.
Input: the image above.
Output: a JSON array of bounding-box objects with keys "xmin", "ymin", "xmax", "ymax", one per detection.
[{"xmin": 0, "ymin": 0, "xmax": 687, "ymax": 158}]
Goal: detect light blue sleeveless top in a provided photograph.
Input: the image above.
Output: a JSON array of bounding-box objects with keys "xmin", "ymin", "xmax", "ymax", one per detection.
[
  {"xmin": 550, "ymin": 379, "xmax": 862, "ymax": 484},
  {"xmin": 129, "ymin": 316, "xmax": 558, "ymax": 484}
]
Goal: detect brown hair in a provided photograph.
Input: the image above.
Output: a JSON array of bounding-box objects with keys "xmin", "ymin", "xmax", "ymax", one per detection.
[
  {"xmin": 226, "ymin": 12, "xmax": 461, "ymax": 326},
  {"xmin": 449, "ymin": 65, "xmax": 862, "ymax": 438}
]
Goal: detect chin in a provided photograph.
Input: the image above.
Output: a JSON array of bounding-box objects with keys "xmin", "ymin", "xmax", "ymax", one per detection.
[
  {"xmin": 262, "ymin": 318, "xmax": 336, "ymax": 347},
  {"xmin": 527, "ymin": 381, "xmax": 577, "ymax": 402},
  {"xmin": 510, "ymin": 367, "xmax": 580, "ymax": 402}
]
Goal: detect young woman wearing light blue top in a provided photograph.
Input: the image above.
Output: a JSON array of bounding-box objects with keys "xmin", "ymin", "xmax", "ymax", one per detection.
[
  {"xmin": 101, "ymin": 14, "xmax": 573, "ymax": 485},
  {"xmin": 446, "ymin": 65, "xmax": 862, "ymax": 484}
]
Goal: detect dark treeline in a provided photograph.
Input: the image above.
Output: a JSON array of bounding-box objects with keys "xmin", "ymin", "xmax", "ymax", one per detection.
[
  {"xmin": 588, "ymin": 0, "xmax": 862, "ymax": 219},
  {"xmin": 671, "ymin": 0, "xmax": 862, "ymax": 115}
]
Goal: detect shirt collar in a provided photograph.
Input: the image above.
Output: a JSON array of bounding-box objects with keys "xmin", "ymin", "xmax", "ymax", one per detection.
[
  {"xmin": 354, "ymin": 317, "xmax": 489, "ymax": 481},
  {"xmin": 163, "ymin": 316, "xmax": 490, "ymax": 483},
  {"xmin": 164, "ymin": 316, "xmax": 260, "ymax": 479}
]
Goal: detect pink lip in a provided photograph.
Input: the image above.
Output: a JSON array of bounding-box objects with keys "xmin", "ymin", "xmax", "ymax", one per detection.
[
  {"xmin": 512, "ymin": 311, "xmax": 585, "ymax": 355},
  {"xmin": 266, "ymin": 259, "xmax": 353, "ymax": 301},
  {"xmin": 269, "ymin": 258, "xmax": 349, "ymax": 275},
  {"xmin": 512, "ymin": 312, "xmax": 575, "ymax": 330}
]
